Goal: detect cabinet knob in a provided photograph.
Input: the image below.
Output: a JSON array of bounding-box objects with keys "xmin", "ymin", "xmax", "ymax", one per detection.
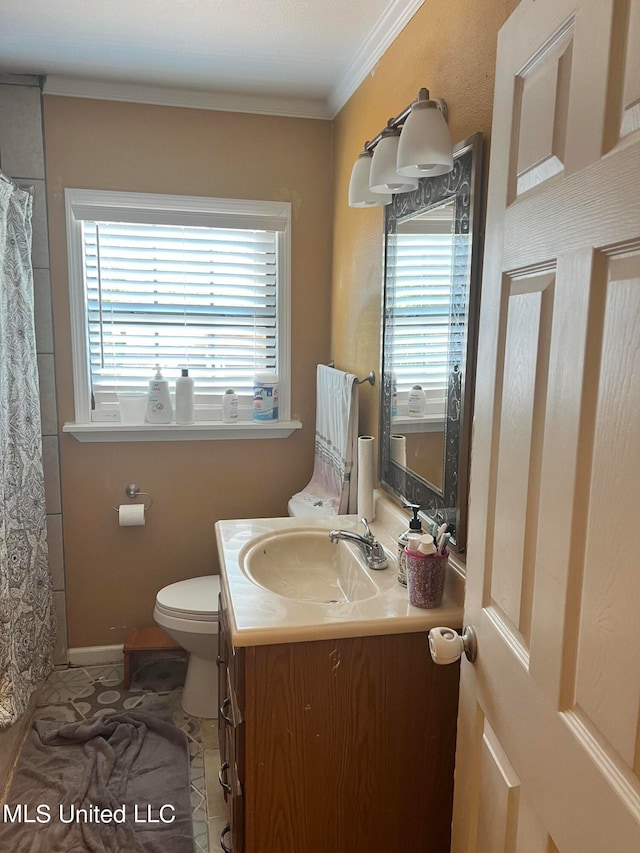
[{"xmin": 428, "ymin": 626, "xmax": 477, "ymax": 664}]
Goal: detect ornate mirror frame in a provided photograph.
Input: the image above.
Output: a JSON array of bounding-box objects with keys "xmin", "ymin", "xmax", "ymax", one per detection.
[{"xmin": 379, "ymin": 132, "xmax": 483, "ymax": 551}]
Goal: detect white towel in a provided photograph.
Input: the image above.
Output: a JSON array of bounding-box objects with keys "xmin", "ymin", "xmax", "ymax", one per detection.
[{"xmin": 289, "ymin": 365, "xmax": 359, "ymax": 516}]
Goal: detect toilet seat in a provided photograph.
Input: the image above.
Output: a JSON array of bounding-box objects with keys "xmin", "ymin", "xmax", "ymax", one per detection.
[{"xmin": 155, "ymin": 575, "xmax": 220, "ymax": 622}]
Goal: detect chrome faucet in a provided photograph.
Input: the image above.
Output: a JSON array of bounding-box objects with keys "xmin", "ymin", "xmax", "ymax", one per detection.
[{"xmin": 328, "ymin": 518, "xmax": 388, "ymax": 570}]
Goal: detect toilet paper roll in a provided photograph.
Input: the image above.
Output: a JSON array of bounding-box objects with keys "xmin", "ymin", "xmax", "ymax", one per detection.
[
  {"xmin": 390, "ymin": 434, "xmax": 406, "ymax": 468},
  {"xmin": 357, "ymin": 435, "xmax": 375, "ymax": 521},
  {"xmin": 118, "ymin": 503, "xmax": 146, "ymax": 527}
]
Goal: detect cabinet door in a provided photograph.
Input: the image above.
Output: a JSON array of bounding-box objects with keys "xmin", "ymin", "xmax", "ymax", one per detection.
[
  {"xmin": 225, "ymin": 710, "xmax": 245, "ymax": 853},
  {"xmin": 218, "ymin": 596, "xmax": 246, "ymax": 851},
  {"xmin": 217, "ymin": 595, "xmax": 229, "ymax": 764},
  {"xmin": 243, "ymin": 634, "xmax": 458, "ymax": 852}
]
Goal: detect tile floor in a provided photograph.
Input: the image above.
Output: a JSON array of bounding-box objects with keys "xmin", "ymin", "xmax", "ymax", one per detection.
[{"xmin": 30, "ymin": 662, "xmax": 227, "ymax": 852}]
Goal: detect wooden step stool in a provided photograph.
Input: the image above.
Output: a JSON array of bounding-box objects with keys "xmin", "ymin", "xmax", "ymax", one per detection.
[{"xmin": 123, "ymin": 626, "xmax": 187, "ymax": 689}]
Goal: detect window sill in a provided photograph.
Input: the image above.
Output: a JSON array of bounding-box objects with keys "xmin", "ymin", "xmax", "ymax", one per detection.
[
  {"xmin": 63, "ymin": 420, "xmax": 302, "ymax": 443},
  {"xmin": 391, "ymin": 415, "xmax": 445, "ymax": 434}
]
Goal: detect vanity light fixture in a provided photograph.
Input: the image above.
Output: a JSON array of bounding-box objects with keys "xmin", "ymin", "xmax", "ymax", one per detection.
[
  {"xmin": 348, "ymin": 87, "xmax": 453, "ymax": 208},
  {"xmin": 348, "ymin": 147, "xmax": 392, "ymax": 207},
  {"xmin": 396, "ymin": 88, "xmax": 453, "ymax": 177},
  {"xmin": 369, "ymin": 124, "xmax": 419, "ymax": 194}
]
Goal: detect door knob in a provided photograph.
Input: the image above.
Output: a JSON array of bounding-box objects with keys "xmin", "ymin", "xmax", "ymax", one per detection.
[{"xmin": 429, "ymin": 626, "xmax": 477, "ymax": 664}]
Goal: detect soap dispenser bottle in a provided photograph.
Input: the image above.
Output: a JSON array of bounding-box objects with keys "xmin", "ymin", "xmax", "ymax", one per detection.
[
  {"xmin": 397, "ymin": 503, "xmax": 423, "ymax": 587},
  {"xmin": 145, "ymin": 365, "xmax": 173, "ymax": 423}
]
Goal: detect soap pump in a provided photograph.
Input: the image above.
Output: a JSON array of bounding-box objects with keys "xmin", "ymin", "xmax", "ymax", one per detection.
[
  {"xmin": 397, "ymin": 503, "xmax": 423, "ymax": 587},
  {"xmin": 145, "ymin": 365, "xmax": 173, "ymax": 424}
]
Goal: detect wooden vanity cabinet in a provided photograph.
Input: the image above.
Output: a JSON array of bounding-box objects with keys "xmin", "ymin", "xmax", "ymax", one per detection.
[
  {"xmin": 217, "ymin": 592, "xmax": 460, "ymax": 853},
  {"xmin": 217, "ymin": 600, "xmax": 245, "ymax": 853}
]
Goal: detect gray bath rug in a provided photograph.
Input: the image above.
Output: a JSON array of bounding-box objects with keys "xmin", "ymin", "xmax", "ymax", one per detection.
[{"xmin": 0, "ymin": 711, "xmax": 194, "ymax": 852}]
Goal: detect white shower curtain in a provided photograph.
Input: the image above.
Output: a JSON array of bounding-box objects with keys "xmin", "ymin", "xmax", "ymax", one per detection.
[{"xmin": 0, "ymin": 180, "xmax": 54, "ymax": 727}]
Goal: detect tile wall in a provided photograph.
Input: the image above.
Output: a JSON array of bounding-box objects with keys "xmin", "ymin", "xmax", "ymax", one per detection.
[{"xmin": 0, "ymin": 74, "xmax": 68, "ymax": 665}]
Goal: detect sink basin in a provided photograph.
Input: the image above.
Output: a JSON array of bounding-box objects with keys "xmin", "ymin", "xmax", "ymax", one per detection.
[{"xmin": 239, "ymin": 529, "xmax": 379, "ymax": 603}]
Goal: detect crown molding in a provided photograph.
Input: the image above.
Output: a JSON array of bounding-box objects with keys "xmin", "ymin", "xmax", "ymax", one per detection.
[
  {"xmin": 42, "ymin": 0, "xmax": 424, "ymax": 120},
  {"xmin": 43, "ymin": 75, "xmax": 331, "ymax": 120},
  {"xmin": 327, "ymin": 0, "xmax": 425, "ymax": 118}
]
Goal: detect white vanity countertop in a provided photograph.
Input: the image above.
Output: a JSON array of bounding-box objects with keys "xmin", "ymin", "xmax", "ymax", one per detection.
[{"xmin": 215, "ymin": 501, "xmax": 465, "ymax": 647}]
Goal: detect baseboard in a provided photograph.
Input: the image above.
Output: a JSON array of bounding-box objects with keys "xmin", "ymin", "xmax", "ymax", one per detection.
[{"xmin": 68, "ymin": 645, "xmax": 124, "ymax": 666}]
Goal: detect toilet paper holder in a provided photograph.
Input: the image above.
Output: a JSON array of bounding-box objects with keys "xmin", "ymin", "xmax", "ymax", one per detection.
[{"xmin": 111, "ymin": 483, "xmax": 153, "ymax": 513}]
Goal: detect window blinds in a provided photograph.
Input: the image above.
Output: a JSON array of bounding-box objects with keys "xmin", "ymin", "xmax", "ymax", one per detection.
[
  {"xmin": 388, "ymin": 231, "xmax": 454, "ymax": 395},
  {"xmin": 82, "ymin": 220, "xmax": 278, "ymax": 404}
]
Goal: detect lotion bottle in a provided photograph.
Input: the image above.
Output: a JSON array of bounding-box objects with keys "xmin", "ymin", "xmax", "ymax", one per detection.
[
  {"xmin": 397, "ymin": 503, "xmax": 423, "ymax": 587},
  {"xmin": 408, "ymin": 384, "xmax": 425, "ymax": 417},
  {"xmin": 222, "ymin": 388, "xmax": 239, "ymax": 423},
  {"xmin": 145, "ymin": 365, "xmax": 173, "ymax": 423},
  {"xmin": 175, "ymin": 368, "xmax": 195, "ymax": 424}
]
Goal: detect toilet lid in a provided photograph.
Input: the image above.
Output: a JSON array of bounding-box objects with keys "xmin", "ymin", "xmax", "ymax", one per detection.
[{"xmin": 156, "ymin": 575, "xmax": 220, "ymax": 619}]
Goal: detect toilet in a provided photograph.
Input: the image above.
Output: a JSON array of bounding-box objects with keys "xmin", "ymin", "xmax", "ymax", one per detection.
[
  {"xmin": 153, "ymin": 574, "xmax": 221, "ymax": 719},
  {"xmin": 287, "ymin": 495, "xmax": 336, "ymax": 517}
]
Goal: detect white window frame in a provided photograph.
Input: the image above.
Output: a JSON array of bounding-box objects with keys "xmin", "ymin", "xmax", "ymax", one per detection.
[{"xmin": 63, "ymin": 188, "xmax": 301, "ymax": 442}]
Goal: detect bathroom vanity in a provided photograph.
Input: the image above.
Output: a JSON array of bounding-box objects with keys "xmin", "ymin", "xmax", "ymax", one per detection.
[{"xmin": 215, "ymin": 507, "xmax": 464, "ymax": 853}]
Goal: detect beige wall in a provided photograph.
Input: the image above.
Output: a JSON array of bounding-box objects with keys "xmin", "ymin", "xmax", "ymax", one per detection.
[
  {"xmin": 331, "ymin": 0, "xmax": 519, "ymax": 450},
  {"xmin": 44, "ymin": 97, "xmax": 333, "ymax": 647},
  {"xmin": 43, "ymin": 0, "xmax": 519, "ymax": 649}
]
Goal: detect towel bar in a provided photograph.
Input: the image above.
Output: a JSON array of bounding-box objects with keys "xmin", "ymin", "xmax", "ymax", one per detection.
[{"xmin": 328, "ymin": 361, "xmax": 375, "ymax": 386}]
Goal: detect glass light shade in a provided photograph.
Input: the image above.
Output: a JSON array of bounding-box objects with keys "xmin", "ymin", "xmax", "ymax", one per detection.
[
  {"xmin": 348, "ymin": 152, "xmax": 391, "ymax": 207},
  {"xmin": 396, "ymin": 102, "xmax": 454, "ymax": 177},
  {"xmin": 369, "ymin": 133, "xmax": 419, "ymax": 194}
]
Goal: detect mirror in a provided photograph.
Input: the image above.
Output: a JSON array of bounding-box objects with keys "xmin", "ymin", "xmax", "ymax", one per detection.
[{"xmin": 379, "ymin": 133, "xmax": 483, "ymax": 551}]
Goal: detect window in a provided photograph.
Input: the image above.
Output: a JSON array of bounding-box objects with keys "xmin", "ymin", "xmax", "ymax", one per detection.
[
  {"xmin": 65, "ymin": 190, "xmax": 293, "ymax": 432},
  {"xmin": 389, "ymin": 227, "xmax": 454, "ymax": 395}
]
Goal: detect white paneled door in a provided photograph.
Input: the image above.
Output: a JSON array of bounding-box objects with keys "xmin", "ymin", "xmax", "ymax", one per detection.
[{"xmin": 451, "ymin": 0, "xmax": 640, "ymax": 850}]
